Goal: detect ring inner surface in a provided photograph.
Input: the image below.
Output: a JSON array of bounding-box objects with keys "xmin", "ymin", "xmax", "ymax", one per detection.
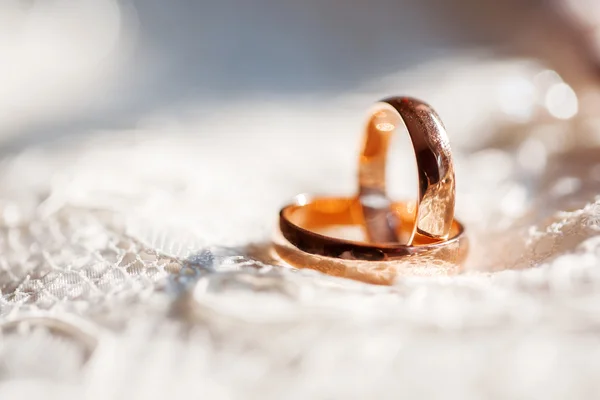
[{"xmin": 283, "ymin": 197, "xmax": 460, "ymax": 245}]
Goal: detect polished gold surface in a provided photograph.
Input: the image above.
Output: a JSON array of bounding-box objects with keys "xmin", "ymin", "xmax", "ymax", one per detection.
[
  {"xmin": 359, "ymin": 97, "xmax": 455, "ymax": 245},
  {"xmin": 274, "ymin": 196, "xmax": 468, "ymax": 285}
]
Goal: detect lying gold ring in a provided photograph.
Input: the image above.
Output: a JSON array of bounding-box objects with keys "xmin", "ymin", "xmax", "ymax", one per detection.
[
  {"xmin": 359, "ymin": 97, "xmax": 455, "ymax": 245},
  {"xmin": 273, "ymin": 195, "xmax": 468, "ymax": 285}
]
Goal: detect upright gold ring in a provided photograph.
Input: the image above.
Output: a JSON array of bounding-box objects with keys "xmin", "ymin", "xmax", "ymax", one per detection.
[{"xmin": 359, "ymin": 97, "xmax": 455, "ymax": 245}]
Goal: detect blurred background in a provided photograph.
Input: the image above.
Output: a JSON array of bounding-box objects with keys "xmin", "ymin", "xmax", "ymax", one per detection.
[{"xmin": 3, "ymin": 0, "xmax": 600, "ymax": 145}]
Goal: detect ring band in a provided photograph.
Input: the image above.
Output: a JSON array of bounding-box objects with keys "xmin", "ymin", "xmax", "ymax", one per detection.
[
  {"xmin": 273, "ymin": 195, "xmax": 468, "ymax": 285},
  {"xmin": 359, "ymin": 97, "xmax": 455, "ymax": 245}
]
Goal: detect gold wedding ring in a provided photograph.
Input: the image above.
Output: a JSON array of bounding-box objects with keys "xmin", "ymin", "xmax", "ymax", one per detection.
[
  {"xmin": 273, "ymin": 96, "xmax": 467, "ymax": 284},
  {"xmin": 273, "ymin": 195, "xmax": 467, "ymax": 285},
  {"xmin": 359, "ymin": 97, "xmax": 455, "ymax": 245}
]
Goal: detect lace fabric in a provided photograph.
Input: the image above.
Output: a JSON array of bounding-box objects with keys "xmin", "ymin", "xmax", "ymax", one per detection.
[{"xmin": 1, "ymin": 55, "xmax": 600, "ymax": 399}]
